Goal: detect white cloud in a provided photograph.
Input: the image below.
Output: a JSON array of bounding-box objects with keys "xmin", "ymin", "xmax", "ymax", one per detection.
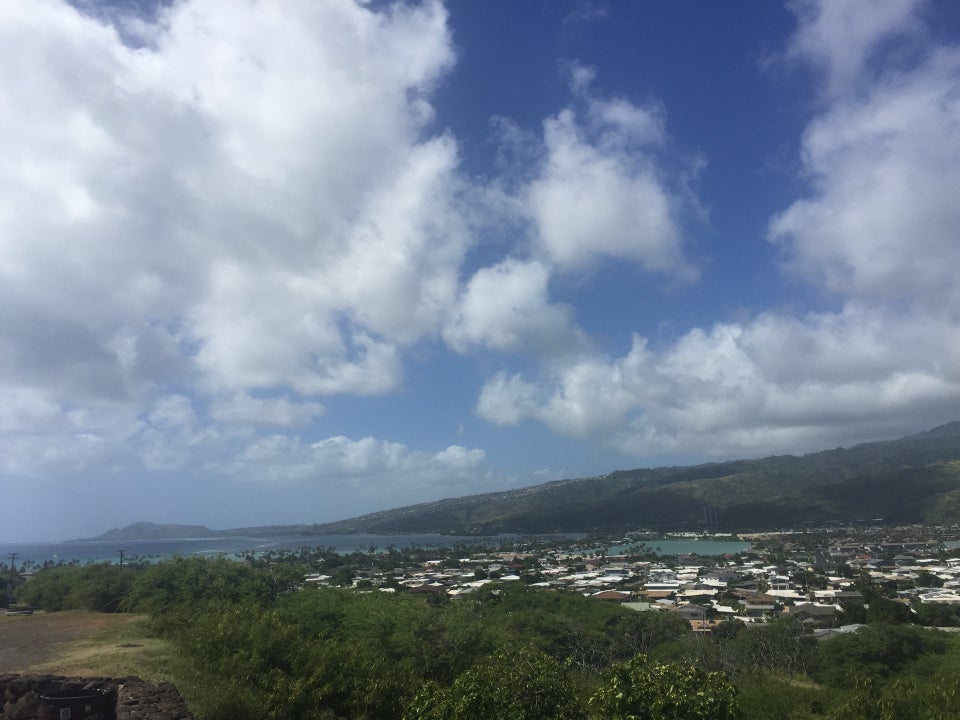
[
  {"xmin": 148, "ymin": 394, "xmax": 195, "ymax": 429},
  {"xmin": 0, "ymin": 0, "xmax": 459, "ymax": 407},
  {"xmin": 0, "ymin": 388, "xmax": 62, "ymax": 433},
  {"xmin": 444, "ymin": 258, "xmax": 584, "ymax": 355},
  {"xmin": 525, "ymin": 100, "xmax": 697, "ymax": 279},
  {"xmin": 0, "ymin": 385, "xmax": 144, "ymax": 477},
  {"xmin": 226, "ymin": 434, "xmax": 491, "ymax": 502},
  {"xmin": 770, "ymin": 45, "xmax": 960, "ymax": 309},
  {"xmin": 475, "ymin": 0, "xmax": 960, "ymax": 462},
  {"xmin": 477, "ymin": 305, "xmax": 960, "ymax": 459},
  {"xmin": 4, "ymin": 0, "xmax": 957, "ymax": 508},
  {"xmin": 786, "ymin": 0, "xmax": 925, "ymax": 97},
  {"xmin": 0, "ymin": 0, "xmax": 482, "ymax": 490},
  {"xmin": 211, "ymin": 394, "xmax": 324, "ymax": 427},
  {"xmin": 476, "ymin": 373, "xmax": 542, "ymax": 428}
]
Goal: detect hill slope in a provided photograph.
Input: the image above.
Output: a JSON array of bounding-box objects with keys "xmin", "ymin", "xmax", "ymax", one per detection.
[{"xmin": 303, "ymin": 422, "xmax": 960, "ymax": 533}]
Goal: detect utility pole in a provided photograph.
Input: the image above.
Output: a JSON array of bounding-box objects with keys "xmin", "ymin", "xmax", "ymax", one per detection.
[
  {"xmin": 7, "ymin": 552, "xmax": 18, "ymax": 603},
  {"xmin": 117, "ymin": 549, "xmax": 125, "ymax": 570}
]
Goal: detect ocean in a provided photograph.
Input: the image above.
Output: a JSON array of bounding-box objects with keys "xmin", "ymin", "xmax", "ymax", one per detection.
[
  {"xmin": 0, "ymin": 533, "xmax": 516, "ymax": 568},
  {"xmin": 1, "ymin": 533, "xmax": 751, "ymax": 569}
]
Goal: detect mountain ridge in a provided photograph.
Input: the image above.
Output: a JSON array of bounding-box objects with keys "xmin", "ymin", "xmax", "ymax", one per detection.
[{"xmin": 82, "ymin": 421, "xmax": 960, "ymax": 540}]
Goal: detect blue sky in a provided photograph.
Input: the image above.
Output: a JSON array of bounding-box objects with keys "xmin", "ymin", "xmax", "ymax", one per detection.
[{"xmin": 3, "ymin": 0, "xmax": 960, "ymax": 542}]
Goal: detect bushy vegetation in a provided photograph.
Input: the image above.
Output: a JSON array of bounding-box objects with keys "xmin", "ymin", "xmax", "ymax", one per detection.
[
  {"xmin": 134, "ymin": 567, "xmax": 696, "ymax": 719},
  {"xmin": 15, "ymin": 563, "xmax": 135, "ymax": 612},
  {"xmin": 589, "ymin": 655, "xmax": 741, "ymax": 720},
  {"xmin": 17, "ymin": 551, "xmax": 960, "ymax": 719}
]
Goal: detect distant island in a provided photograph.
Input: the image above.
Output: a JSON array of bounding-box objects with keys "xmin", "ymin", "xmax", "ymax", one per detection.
[
  {"xmin": 79, "ymin": 421, "xmax": 960, "ymax": 540},
  {"xmin": 74, "ymin": 521, "xmax": 217, "ymax": 542}
]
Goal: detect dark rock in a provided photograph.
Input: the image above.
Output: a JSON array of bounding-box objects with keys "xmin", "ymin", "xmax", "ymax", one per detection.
[
  {"xmin": 4, "ymin": 690, "xmax": 38, "ymax": 720},
  {"xmin": 0, "ymin": 674, "xmax": 191, "ymax": 720}
]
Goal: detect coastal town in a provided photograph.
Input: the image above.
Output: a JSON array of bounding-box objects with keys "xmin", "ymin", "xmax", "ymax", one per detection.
[
  {"xmin": 9, "ymin": 524, "xmax": 960, "ymax": 720},
  {"xmin": 298, "ymin": 526, "xmax": 960, "ymax": 633}
]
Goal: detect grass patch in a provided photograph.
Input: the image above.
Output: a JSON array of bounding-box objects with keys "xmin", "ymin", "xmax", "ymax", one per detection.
[
  {"xmin": 736, "ymin": 672, "xmax": 850, "ymax": 719},
  {"xmin": 25, "ymin": 615, "xmax": 180, "ymax": 681}
]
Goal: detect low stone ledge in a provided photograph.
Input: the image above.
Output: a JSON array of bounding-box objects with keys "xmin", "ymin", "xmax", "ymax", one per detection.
[
  {"xmin": 0, "ymin": 675, "xmax": 191, "ymax": 720},
  {"xmin": 116, "ymin": 681, "xmax": 192, "ymax": 720}
]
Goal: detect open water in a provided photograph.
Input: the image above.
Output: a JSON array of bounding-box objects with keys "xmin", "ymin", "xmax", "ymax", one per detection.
[
  {"xmin": 0, "ymin": 533, "xmax": 512, "ymax": 568},
  {"xmin": 1, "ymin": 533, "xmax": 750, "ymax": 568}
]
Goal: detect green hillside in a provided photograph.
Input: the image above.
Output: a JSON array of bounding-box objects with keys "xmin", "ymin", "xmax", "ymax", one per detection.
[{"xmin": 305, "ymin": 422, "xmax": 960, "ymax": 533}]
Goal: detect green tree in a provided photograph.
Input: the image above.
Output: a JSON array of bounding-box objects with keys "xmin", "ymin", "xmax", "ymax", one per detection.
[
  {"xmin": 830, "ymin": 676, "xmax": 960, "ymax": 720},
  {"xmin": 915, "ymin": 570, "xmax": 944, "ymax": 588},
  {"xmin": 403, "ymin": 646, "xmax": 584, "ymax": 720},
  {"xmin": 815, "ymin": 624, "xmax": 948, "ymax": 688},
  {"xmin": 865, "ymin": 594, "xmax": 913, "ymax": 624},
  {"xmin": 15, "ymin": 564, "xmax": 134, "ymax": 612},
  {"xmin": 588, "ymin": 655, "xmax": 740, "ymax": 720},
  {"xmin": 15, "ymin": 566, "xmax": 79, "ymax": 611},
  {"xmin": 914, "ymin": 600, "xmax": 960, "ymax": 627},
  {"xmin": 121, "ymin": 557, "xmax": 282, "ymax": 615}
]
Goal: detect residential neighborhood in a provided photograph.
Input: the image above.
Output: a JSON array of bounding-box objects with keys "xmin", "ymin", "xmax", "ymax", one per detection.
[{"xmin": 300, "ymin": 526, "xmax": 960, "ymax": 634}]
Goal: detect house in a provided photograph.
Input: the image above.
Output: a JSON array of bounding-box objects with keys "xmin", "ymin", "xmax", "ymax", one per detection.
[
  {"xmin": 834, "ymin": 590, "xmax": 864, "ymax": 605},
  {"xmin": 918, "ymin": 589, "xmax": 960, "ymax": 604},
  {"xmin": 787, "ymin": 603, "xmax": 838, "ymax": 622},
  {"xmin": 673, "ymin": 604, "xmax": 711, "ymax": 621},
  {"xmin": 590, "ymin": 590, "xmax": 632, "ymax": 603},
  {"xmin": 738, "ymin": 593, "xmax": 778, "ymax": 616}
]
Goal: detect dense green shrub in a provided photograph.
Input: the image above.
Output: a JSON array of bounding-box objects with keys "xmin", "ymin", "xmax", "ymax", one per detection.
[
  {"xmin": 815, "ymin": 624, "xmax": 948, "ymax": 688},
  {"xmin": 121, "ymin": 557, "xmax": 295, "ymax": 615},
  {"xmin": 829, "ymin": 677, "xmax": 960, "ymax": 720},
  {"xmin": 16, "ymin": 564, "xmax": 134, "ymax": 612},
  {"xmin": 588, "ymin": 655, "xmax": 740, "ymax": 720},
  {"xmin": 404, "ymin": 647, "xmax": 584, "ymax": 720}
]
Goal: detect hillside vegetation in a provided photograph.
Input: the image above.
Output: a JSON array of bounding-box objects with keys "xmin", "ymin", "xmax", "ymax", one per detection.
[
  {"xmin": 305, "ymin": 422, "xmax": 960, "ymax": 534},
  {"xmin": 86, "ymin": 422, "xmax": 960, "ymax": 541}
]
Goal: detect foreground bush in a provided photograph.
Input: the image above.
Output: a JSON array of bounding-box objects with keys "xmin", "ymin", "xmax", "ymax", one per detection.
[
  {"xmin": 404, "ymin": 646, "xmax": 584, "ymax": 720},
  {"xmin": 588, "ymin": 655, "xmax": 740, "ymax": 720}
]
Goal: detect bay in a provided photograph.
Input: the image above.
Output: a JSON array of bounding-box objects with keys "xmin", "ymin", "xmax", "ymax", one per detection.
[
  {"xmin": 0, "ymin": 533, "xmax": 523, "ymax": 568},
  {"xmin": 1, "ymin": 534, "xmax": 749, "ymax": 569}
]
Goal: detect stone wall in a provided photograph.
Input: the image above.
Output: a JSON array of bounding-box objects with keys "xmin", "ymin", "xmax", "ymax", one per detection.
[{"xmin": 0, "ymin": 675, "xmax": 192, "ymax": 720}]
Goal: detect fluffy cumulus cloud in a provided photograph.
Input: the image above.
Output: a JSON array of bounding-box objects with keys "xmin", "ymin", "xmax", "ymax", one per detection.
[
  {"xmin": 0, "ymin": 0, "xmax": 458, "ymax": 399},
  {"xmin": 479, "ymin": 305, "xmax": 960, "ymax": 457},
  {"xmin": 785, "ymin": 0, "xmax": 925, "ymax": 97},
  {"xmin": 442, "ymin": 69, "xmax": 699, "ymax": 361},
  {"xmin": 0, "ymin": 0, "xmax": 472, "ymax": 479},
  {"xmin": 7, "ymin": 0, "xmax": 674, "ymax": 494},
  {"xmin": 443, "ymin": 259, "xmax": 584, "ymax": 356},
  {"xmin": 525, "ymin": 70, "xmax": 698, "ymax": 280},
  {"xmin": 5, "ymin": 0, "xmax": 959, "ymax": 513},
  {"xmin": 478, "ymin": 0, "xmax": 960, "ymax": 459},
  {"xmin": 770, "ymin": 45, "xmax": 960, "ymax": 308},
  {"xmin": 225, "ymin": 434, "xmax": 491, "ymax": 504},
  {"xmin": 210, "ymin": 394, "xmax": 324, "ymax": 428}
]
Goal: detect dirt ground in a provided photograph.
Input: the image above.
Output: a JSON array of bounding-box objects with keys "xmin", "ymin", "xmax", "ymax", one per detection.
[{"xmin": 0, "ymin": 612, "xmax": 143, "ymax": 673}]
